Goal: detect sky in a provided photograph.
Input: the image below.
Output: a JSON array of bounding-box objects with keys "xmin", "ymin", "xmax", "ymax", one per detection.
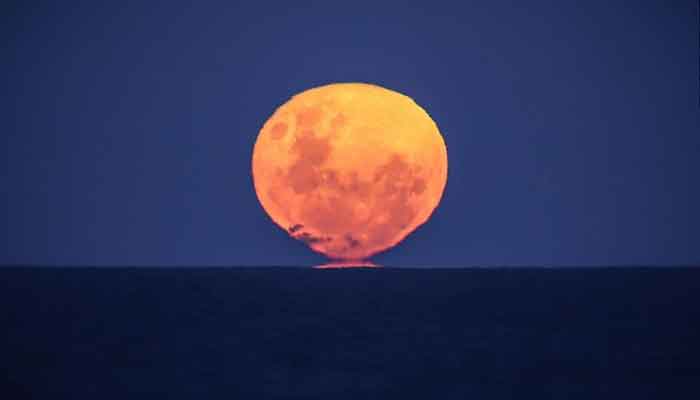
[{"xmin": 3, "ymin": 1, "xmax": 699, "ymax": 267}]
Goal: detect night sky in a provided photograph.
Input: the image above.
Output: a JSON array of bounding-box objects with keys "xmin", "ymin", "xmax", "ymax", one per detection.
[{"xmin": 3, "ymin": 1, "xmax": 699, "ymax": 267}]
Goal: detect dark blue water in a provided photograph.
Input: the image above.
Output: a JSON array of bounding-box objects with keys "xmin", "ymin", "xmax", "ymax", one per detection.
[{"xmin": 2, "ymin": 267, "xmax": 698, "ymax": 398}]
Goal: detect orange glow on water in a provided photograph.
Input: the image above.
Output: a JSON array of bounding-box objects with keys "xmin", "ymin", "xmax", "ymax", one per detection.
[{"xmin": 313, "ymin": 261, "xmax": 381, "ymax": 269}]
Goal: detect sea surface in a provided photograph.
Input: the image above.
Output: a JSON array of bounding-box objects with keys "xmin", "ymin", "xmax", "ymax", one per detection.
[{"xmin": 2, "ymin": 267, "xmax": 698, "ymax": 399}]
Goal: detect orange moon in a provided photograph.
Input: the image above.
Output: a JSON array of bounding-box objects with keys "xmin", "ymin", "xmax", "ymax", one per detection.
[{"xmin": 252, "ymin": 83, "xmax": 447, "ymax": 260}]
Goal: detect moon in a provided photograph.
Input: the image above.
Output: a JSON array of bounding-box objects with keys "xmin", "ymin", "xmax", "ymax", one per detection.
[{"xmin": 252, "ymin": 83, "xmax": 447, "ymax": 260}]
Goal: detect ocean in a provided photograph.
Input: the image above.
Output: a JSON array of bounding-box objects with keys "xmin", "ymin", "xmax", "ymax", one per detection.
[{"xmin": 2, "ymin": 267, "xmax": 697, "ymax": 398}]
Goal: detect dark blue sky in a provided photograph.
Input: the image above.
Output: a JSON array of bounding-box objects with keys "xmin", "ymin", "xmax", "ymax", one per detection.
[{"xmin": 3, "ymin": 1, "xmax": 698, "ymax": 266}]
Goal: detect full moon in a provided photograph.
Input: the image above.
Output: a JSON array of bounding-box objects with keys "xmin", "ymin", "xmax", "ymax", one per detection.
[{"xmin": 252, "ymin": 83, "xmax": 447, "ymax": 260}]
